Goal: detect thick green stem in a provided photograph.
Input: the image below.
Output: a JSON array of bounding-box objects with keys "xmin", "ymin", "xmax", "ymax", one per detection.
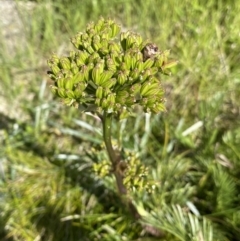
[
  {"xmin": 102, "ymin": 111, "xmax": 147, "ymax": 220},
  {"xmin": 102, "ymin": 111, "xmax": 127, "ymax": 194}
]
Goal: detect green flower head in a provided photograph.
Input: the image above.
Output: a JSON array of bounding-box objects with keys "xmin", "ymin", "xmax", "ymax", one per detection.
[{"xmin": 47, "ymin": 17, "xmax": 177, "ymax": 115}]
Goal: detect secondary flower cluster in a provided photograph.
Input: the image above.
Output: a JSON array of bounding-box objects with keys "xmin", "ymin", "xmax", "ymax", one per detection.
[{"xmin": 47, "ymin": 18, "xmax": 176, "ymax": 114}]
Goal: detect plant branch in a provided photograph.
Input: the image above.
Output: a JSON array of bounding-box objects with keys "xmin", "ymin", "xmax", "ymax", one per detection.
[
  {"xmin": 102, "ymin": 111, "xmax": 127, "ymax": 195},
  {"xmin": 102, "ymin": 111, "xmax": 142, "ymax": 220},
  {"xmin": 102, "ymin": 111, "xmax": 164, "ymax": 235}
]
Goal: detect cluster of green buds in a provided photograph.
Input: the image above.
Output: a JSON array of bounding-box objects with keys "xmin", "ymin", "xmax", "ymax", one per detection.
[
  {"xmin": 122, "ymin": 153, "xmax": 150, "ymax": 193},
  {"xmin": 92, "ymin": 150, "xmax": 154, "ymax": 193},
  {"xmin": 47, "ymin": 18, "xmax": 177, "ymax": 115},
  {"xmin": 93, "ymin": 159, "xmax": 111, "ymax": 178}
]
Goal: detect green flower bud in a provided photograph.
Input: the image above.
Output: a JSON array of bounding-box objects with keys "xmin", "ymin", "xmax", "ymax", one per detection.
[
  {"xmin": 57, "ymin": 88, "xmax": 67, "ymax": 98},
  {"xmin": 125, "ymin": 94, "xmax": 136, "ymax": 105},
  {"xmin": 56, "ymin": 78, "xmax": 65, "ymax": 88},
  {"xmin": 113, "ymin": 53, "xmax": 123, "ymax": 66},
  {"xmin": 99, "ymin": 28, "xmax": 110, "ymax": 40},
  {"xmin": 161, "ymin": 60, "xmax": 178, "ymax": 70},
  {"xmin": 92, "ymin": 35, "xmax": 102, "ymax": 51},
  {"xmin": 51, "ymin": 64, "xmax": 61, "ymax": 75},
  {"xmin": 161, "ymin": 69, "xmax": 172, "ymax": 76},
  {"xmin": 97, "ymin": 59, "xmax": 105, "ymax": 70},
  {"xmin": 142, "ymin": 83, "xmax": 162, "ymax": 97},
  {"xmin": 106, "ymin": 93, "xmax": 116, "ymax": 106},
  {"xmin": 71, "ymin": 33, "xmax": 81, "ymax": 49},
  {"xmin": 60, "ymin": 69, "xmax": 71, "ymax": 78},
  {"xmin": 66, "ymin": 89, "xmax": 75, "ymax": 99},
  {"xmin": 74, "ymin": 85, "xmax": 84, "ymax": 99},
  {"xmin": 47, "ymin": 72, "xmax": 56, "ymax": 80},
  {"xmin": 130, "ymin": 83, "xmax": 141, "ymax": 94},
  {"xmin": 96, "ymin": 86, "xmax": 103, "ymax": 99},
  {"xmin": 106, "ymin": 57, "xmax": 116, "ymax": 72},
  {"xmin": 70, "ymin": 62, "xmax": 79, "ymax": 75},
  {"xmin": 145, "ymin": 95, "xmax": 157, "ymax": 105},
  {"xmin": 140, "ymin": 81, "xmax": 152, "ymax": 96},
  {"xmin": 154, "ymin": 55, "xmax": 164, "ymax": 68},
  {"xmin": 134, "ymin": 34, "xmax": 143, "ymax": 47},
  {"xmin": 120, "ymin": 31, "xmax": 129, "ymax": 41},
  {"xmin": 116, "ymin": 71, "xmax": 127, "ymax": 85},
  {"xmin": 117, "ymin": 90, "xmax": 129, "ymax": 98},
  {"xmin": 101, "ymin": 98, "xmax": 108, "ymax": 108},
  {"xmin": 100, "ymin": 37, "xmax": 109, "ymax": 49},
  {"xmin": 81, "ymin": 32, "xmax": 89, "ymax": 42},
  {"xmin": 72, "ymin": 71, "xmax": 85, "ymax": 84},
  {"xmin": 120, "ymin": 31, "xmax": 130, "ymax": 51},
  {"xmin": 149, "ymin": 67, "xmax": 158, "ymax": 76},
  {"xmin": 125, "ymin": 34, "xmax": 136, "ymax": 49},
  {"xmin": 69, "ymin": 51, "xmax": 75, "ymax": 60},
  {"xmin": 51, "ymin": 86, "xmax": 58, "ymax": 95},
  {"xmin": 95, "ymin": 98, "xmax": 101, "ymax": 106},
  {"xmin": 135, "ymin": 61, "xmax": 144, "ymax": 72},
  {"xmin": 110, "ymin": 23, "xmax": 121, "ymax": 38},
  {"xmin": 82, "ymin": 41, "xmax": 94, "ymax": 54},
  {"xmin": 154, "ymin": 50, "xmax": 170, "ymax": 68},
  {"xmin": 123, "ymin": 51, "xmax": 132, "ymax": 70},
  {"xmin": 148, "ymin": 102, "xmax": 166, "ymax": 113},
  {"xmin": 116, "ymin": 90, "xmax": 129, "ymax": 104},
  {"xmin": 133, "ymin": 50, "xmax": 143, "ymax": 64},
  {"xmin": 63, "ymin": 98, "xmax": 75, "ymax": 106},
  {"xmin": 143, "ymin": 57, "xmax": 155, "ymax": 69},
  {"xmin": 47, "ymin": 54, "xmax": 60, "ymax": 65},
  {"xmin": 75, "ymin": 51, "xmax": 89, "ymax": 66},
  {"xmin": 94, "ymin": 17, "xmax": 105, "ymax": 32},
  {"xmin": 98, "ymin": 70, "xmax": 114, "ymax": 86},
  {"xmin": 139, "ymin": 39, "xmax": 151, "ymax": 51},
  {"xmin": 102, "ymin": 78, "xmax": 117, "ymax": 88},
  {"xmin": 98, "ymin": 88, "xmax": 110, "ymax": 98},
  {"xmin": 139, "ymin": 69, "xmax": 152, "ymax": 83},
  {"xmin": 87, "ymin": 28, "xmax": 96, "ymax": 38},
  {"xmin": 92, "ymin": 64, "xmax": 103, "ymax": 85},
  {"xmin": 88, "ymin": 52, "xmax": 100, "ymax": 64},
  {"xmin": 98, "ymin": 47, "xmax": 109, "ymax": 56},
  {"xmin": 130, "ymin": 53, "xmax": 138, "ymax": 70},
  {"xmin": 81, "ymin": 65, "xmax": 91, "ymax": 81},
  {"xmin": 64, "ymin": 77, "xmax": 75, "ymax": 90},
  {"xmin": 130, "ymin": 69, "xmax": 141, "ymax": 81},
  {"xmin": 59, "ymin": 57, "xmax": 71, "ymax": 70},
  {"xmin": 55, "ymin": 72, "xmax": 63, "ymax": 80},
  {"xmin": 108, "ymin": 42, "xmax": 121, "ymax": 53}
]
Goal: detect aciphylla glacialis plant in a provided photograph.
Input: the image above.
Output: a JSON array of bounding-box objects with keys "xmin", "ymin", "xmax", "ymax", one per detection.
[{"xmin": 47, "ymin": 18, "xmax": 177, "ymax": 218}]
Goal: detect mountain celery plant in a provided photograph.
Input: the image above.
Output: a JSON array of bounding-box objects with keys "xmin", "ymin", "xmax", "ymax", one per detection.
[{"xmin": 47, "ymin": 17, "xmax": 177, "ymax": 220}]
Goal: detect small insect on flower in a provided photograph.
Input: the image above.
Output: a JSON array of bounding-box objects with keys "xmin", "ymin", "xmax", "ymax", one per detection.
[{"xmin": 142, "ymin": 43, "xmax": 159, "ymax": 61}]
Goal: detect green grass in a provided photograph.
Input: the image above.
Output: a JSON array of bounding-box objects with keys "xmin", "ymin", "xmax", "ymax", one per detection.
[{"xmin": 0, "ymin": 0, "xmax": 240, "ymax": 240}]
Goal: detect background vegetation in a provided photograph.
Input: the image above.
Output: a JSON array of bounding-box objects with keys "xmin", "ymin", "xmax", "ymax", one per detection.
[{"xmin": 0, "ymin": 0, "xmax": 240, "ymax": 240}]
